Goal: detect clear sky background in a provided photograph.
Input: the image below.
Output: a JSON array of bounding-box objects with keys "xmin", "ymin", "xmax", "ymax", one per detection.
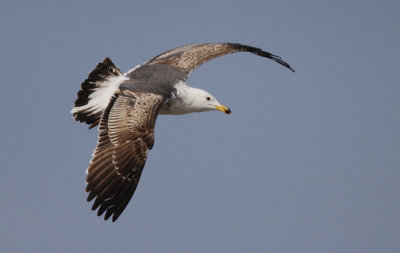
[{"xmin": 1, "ymin": 0, "xmax": 399, "ymax": 252}]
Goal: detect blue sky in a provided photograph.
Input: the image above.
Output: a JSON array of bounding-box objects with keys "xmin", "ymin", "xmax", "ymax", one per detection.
[{"xmin": 1, "ymin": 0, "xmax": 399, "ymax": 252}]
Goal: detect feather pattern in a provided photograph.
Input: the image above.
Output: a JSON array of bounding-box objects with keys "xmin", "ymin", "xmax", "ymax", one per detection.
[
  {"xmin": 71, "ymin": 58, "xmax": 126, "ymax": 126},
  {"xmin": 85, "ymin": 90, "xmax": 165, "ymax": 221},
  {"xmin": 147, "ymin": 42, "xmax": 294, "ymax": 75}
]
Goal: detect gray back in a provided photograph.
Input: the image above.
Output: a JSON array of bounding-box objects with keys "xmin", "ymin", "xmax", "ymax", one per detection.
[{"xmin": 120, "ymin": 64, "xmax": 187, "ymax": 97}]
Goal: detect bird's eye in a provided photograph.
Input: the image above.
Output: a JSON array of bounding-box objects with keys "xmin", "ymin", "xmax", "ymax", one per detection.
[{"xmin": 206, "ymin": 96, "xmax": 211, "ymax": 101}]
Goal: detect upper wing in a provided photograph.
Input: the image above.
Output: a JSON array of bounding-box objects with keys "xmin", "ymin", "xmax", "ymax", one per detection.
[
  {"xmin": 146, "ymin": 42, "xmax": 294, "ymax": 76},
  {"xmin": 85, "ymin": 89, "xmax": 166, "ymax": 222}
]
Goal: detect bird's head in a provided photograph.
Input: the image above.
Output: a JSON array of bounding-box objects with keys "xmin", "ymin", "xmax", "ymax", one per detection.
[{"xmin": 186, "ymin": 88, "xmax": 231, "ymax": 114}]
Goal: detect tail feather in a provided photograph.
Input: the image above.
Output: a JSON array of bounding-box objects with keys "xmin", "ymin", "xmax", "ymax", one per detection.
[{"xmin": 71, "ymin": 57, "xmax": 126, "ymax": 126}]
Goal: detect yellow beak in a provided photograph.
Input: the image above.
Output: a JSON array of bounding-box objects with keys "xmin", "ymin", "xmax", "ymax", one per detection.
[{"xmin": 215, "ymin": 105, "xmax": 232, "ymax": 115}]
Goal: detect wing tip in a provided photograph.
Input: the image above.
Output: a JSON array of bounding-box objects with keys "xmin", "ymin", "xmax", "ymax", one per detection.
[{"xmin": 228, "ymin": 43, "xmax": 295, "ymax": 72}]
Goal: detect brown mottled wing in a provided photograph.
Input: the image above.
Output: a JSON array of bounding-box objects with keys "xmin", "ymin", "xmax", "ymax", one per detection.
[
  {"xmin": 147, "ymin": 42, "xmax": 294, "ymax": 75},
  {"xmin": 85, "ymin": 90, "xmax": 166, "ymax": 222}
]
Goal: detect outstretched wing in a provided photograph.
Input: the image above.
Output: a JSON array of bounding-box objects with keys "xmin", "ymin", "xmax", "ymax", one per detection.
[
  {"xmin": 85, "ymin": 89, "xmax": 166, "ymax": 222},
  {"xmin": 147, "ymin": 42, "xmax": 294, "ymax": 75}
]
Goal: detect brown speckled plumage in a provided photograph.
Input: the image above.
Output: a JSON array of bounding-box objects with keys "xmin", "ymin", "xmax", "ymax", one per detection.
[
  {"xmin": 148, "ymin": 43, "xmax": 294, "ymax": 74},
  {"xmin": 85, "ymin": 90, "xmax": 165, "ymax": 221}
]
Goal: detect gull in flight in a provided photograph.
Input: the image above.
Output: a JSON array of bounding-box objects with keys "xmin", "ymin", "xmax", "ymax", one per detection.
[{"xmin": 71, "ymin": 42, "xmax": 294, "ymax": 221}]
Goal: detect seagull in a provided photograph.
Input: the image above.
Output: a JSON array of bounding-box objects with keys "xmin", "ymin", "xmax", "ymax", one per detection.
[{"xmin": 71, "ymin": 42, "xmax": 294, "ymax": 222}]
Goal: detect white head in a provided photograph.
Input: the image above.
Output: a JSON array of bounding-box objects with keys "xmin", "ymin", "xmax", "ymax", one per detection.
[
  {"xmin": 166, "ymin": 83, "xmax": 231, "ymax": 115},
  {"xmin": 184, "ymin": 87, "xmax": 231, "ymax": 114}
]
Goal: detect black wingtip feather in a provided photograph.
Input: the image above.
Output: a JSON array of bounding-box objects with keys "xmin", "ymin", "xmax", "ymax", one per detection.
[
  {"xmin": 268, "ymin": 53, "xmax": 295, "ymax": 72},
  {"xmin": 231, "ymin": 43, "xmax": 295, "ymax": 72}
]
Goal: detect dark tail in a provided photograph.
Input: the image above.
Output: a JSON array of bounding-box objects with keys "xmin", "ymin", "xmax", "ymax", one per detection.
[{"xmin": 71, "ymin": 58, "xmax": 125, "ymax": 127}]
